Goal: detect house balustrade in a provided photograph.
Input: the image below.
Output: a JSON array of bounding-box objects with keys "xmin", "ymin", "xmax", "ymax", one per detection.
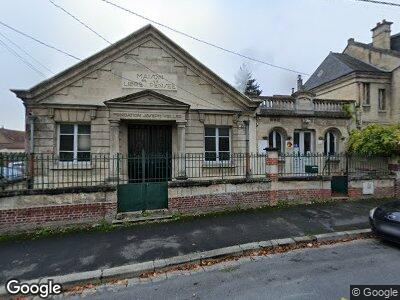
[{"xmin": 259, "ymin": 97, "xmax": 354, "ymax": 117}]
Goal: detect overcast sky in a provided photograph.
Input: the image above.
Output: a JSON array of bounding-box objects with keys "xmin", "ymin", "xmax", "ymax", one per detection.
[{"xmin": 0, "ymin": 0, "xmax": 399, "ymax": 130}]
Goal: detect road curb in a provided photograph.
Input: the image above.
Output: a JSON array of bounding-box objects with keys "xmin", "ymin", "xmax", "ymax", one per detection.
[{"xmin": 0, "ymin": 228, "xmax": 372, "ymax": 295}]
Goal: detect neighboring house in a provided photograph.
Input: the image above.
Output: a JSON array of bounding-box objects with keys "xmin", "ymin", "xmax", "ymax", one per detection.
[
  {"xmin": 0, "ymin": 127, "xmax": 25, "ymax": 153},
  {"xmin": 304, "ymin": 20, "xmax": 400, "ymax": 127},
  {"xmin": 254, "ymin": 76, "xmax": 354, "ymax": 156}
]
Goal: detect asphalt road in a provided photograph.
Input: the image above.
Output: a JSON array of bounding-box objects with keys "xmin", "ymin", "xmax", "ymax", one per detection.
[
  {"xmin": 70, "ymin": 239, "xmax": 400, "ymax": 300},
  {"xmin": 0, "ymin": 198, "xmax": 387, "ymax": 283}
]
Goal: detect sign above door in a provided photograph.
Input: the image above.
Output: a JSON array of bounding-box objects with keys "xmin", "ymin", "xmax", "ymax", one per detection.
[{"xmin": 122, "ymin": 71, "xmax": 177, "ymax": 91}]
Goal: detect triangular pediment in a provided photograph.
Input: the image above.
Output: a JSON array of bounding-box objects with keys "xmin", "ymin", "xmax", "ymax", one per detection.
[
  {"xmin": 11, "ymin": 24, "xmax": 260, "ymax": 111},
  {"xmin": 104, "ymin": 89, "xmax": 189, "ymax": 109}
]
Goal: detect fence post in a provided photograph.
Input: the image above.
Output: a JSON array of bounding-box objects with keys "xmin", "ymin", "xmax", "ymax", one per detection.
[
  {"xmin": 27, "ymin": 153, "xmax": 34, "ymax": 189},
  {"xmin": 165, "ymin": 152, "xmax": 169, "ymax": 181},
  {"xmin": 141, "ymin": 149, "xmax": 145, "ymax": 183},
  {"xmin": 116, "ymin": 153, "xmax": 120, "ymax": 186},
  {"xmin": 265, "ymin": 148, "xmax": 279, "ymax": 181},
  {"xmin": 246, "ymin": 152, "xmax": 251, "ymax": 180},
  {"xmin": 176, "ymin": 122, "xmax": 188, "ymax": 180},
  {"xmin": 0, "ymin": 153, "xmax": 3, "ymax": 179}
]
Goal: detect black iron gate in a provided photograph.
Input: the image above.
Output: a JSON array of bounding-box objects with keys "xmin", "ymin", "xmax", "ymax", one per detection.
[{"xmin": 128, "ymin": 124, "xmax": 172, "ymax": 183}]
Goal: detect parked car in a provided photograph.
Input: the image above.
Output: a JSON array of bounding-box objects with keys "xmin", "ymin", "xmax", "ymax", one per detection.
[
  {"xmin": 370, "ymin": 201, "xmax": 400, "ymax": 243},
  {"xmin": 0, "ymin": 161, "xmax": 25, "ymax": 181}
]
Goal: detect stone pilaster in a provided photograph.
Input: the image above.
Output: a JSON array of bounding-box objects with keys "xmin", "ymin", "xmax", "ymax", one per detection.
[
  {"xmin": 109, "ymin": 119, "xmax": 120, "ymax": 180},
  {"xmin": 176, "ymin": 122, "xmax": 187, "ymax": 180}
]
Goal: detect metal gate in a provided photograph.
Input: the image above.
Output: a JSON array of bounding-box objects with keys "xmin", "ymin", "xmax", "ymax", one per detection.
[
  {"xmin": 117, "ymin": 181, "xmax": 168, "ymax": 212},
  {"xmin": 117, "ymin": 124, "xmax": 171, "ymax": 212},
  {"xmin": 330, "ymin": 154, "xmax": 348, "ymax": 196},
  {"xmin": 331, "ymin": 175, "xmax": 348, "ymax": 195}
]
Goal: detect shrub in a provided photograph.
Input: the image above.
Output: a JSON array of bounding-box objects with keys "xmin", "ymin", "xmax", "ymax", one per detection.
[{"xmin": 347, "ymin": 124, "xmax": 400, "ymax": 156}]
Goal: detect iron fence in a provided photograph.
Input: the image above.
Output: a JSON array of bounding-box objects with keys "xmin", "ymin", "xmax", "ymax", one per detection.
[
  {"xmin": 0, "ymin": 152, "xmax": 268, "ymax": 194},
  {"xmin": 347, "ymin": 155, "xmax": 390, "ymax": 178},
  {"xmin": 0, "ymin": 152, "xmax": 392, "ymax": 195},
  {"xmin": 277, "ymin": 153, "xmax": 390, "ymax": 178}
]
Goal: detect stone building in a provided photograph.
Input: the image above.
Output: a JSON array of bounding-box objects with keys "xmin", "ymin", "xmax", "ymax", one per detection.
[
  {"xmin": 10, "ymin": 24, "xmax": 365, "ymax": 184},
  {"xmin": 304, "ymin": 20, "xmax": 400, "ymax": 127},
  {"xmin": 254, "ymin": 76, "xmax": 354, "ymax": 156},
  {"xmin": 11, "ymin": 25, "xmax": 262, "ymax": 182},
  {"xmin": 2, "ymin": 21, "xmax": 397, "ymax": 229}
]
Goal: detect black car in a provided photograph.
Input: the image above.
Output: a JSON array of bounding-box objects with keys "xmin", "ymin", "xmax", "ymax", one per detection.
[{"xmin": 370, "ymin": 200, "xmax": 400, "ymax": 242}]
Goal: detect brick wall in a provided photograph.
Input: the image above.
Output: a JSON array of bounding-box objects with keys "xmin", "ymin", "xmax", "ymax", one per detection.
[
  {"xmin": 347, "ymin": 178, "xmax": 396, "ymax": 199},
  {"xmin": 0, "ymin": 202, "xmax": 117, "ymax": 233},
  {"xmin": 0, "ymin": 188, "xmax": 117, "ymax": 233},
  {"xmin": 169, "ymin": 191, "xmax": 273, "ymax": 212},
  {"xmin": 348, "ymin": 186, "xmax": 395, "ymax": 199},
  {"xmin": 0, "ymin": 177, "xmax": 397, "ymax": 234},
  {"xmin": 168, "ymin": 179, "xmax": 332, "ymax": 213}
]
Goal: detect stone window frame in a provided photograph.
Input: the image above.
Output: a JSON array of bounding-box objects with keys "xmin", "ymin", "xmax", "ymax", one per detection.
[
  {"xmin": 268, "ymin": 129, "xmax": 286, "ymax": 154},
  {"xmin": 323, "ymin": 128, "xmax": 341, "ymax": 156},
  {"xmin": 204, "ymin": 126, "xmax": 232, "ymax": 163},
  {"xmin": 362, "ymin": 82, "xmax": 371, "ymax": 106},
  {"xmin": 378, "ymin": 88, "xmax": 387, "ymax": 112},
  {"xmin": 57, "ymin": 123, "xmax": 91, "ymax": 163}
]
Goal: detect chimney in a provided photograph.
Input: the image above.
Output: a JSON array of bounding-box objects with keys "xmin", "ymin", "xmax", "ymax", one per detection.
[
  {"xmin": 371, "ymin": 19, "xmax": 392, "ymax": 50},
  {"xmin": 297, "ymin": 75, "xmax": 303, "ymax": 91}
]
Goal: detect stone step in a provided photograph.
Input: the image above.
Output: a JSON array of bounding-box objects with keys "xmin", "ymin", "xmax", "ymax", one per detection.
[
  {"xmin": 113, "ymin": 209, "xmax": 172, "ymax": 224},
  {"xmin": 331, "ymin": 196, "xmax": 349, "ymax": 201}
]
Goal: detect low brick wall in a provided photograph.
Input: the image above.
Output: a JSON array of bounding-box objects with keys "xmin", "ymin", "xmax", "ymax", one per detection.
[
  {"xmin": 348, "ymin": 178, "xmax": 396, "ymax": 199},
  {"xmin": 0, "ymin": 202, "xmax": 117, "ymax": 233},
  {"xmin": 271, "ymin": 179, "xmax": 332, "ymax": 202},
  {"xmin": 168, "ymin": 179, "xmax": 272, "ymax": 212},
  {"xmin": 168, "ymin": 178, "xmax": 332, "ymax": 213},
  {"xmin": 0, "ymin": 176, "xmax": 397, "ymax": 234},
  {"xmin": 0, "ymin": 187, "xmax": 117, "ymax": 233}
]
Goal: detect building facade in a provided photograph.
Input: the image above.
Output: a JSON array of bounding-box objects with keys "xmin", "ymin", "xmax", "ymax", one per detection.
[
  {"xmin": 305, "ymin": 20, "xmax": 400, "ymax": 127},
  {"xmin": 255, "ymin": 77, "xmax": 354, "ymax": 157},
  {"xmin": 12, "ymin": 25, "xmax": 262, "ymax": 180},
  {"xmin": 11, "ymin": 24, "xmax": 359, "ymax": 184}
]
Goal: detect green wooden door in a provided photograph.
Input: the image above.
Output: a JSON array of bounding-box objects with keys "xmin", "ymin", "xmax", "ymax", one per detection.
[{"xmin": 117, "ymin": 181, "xmax": 168, "ymax": 212}]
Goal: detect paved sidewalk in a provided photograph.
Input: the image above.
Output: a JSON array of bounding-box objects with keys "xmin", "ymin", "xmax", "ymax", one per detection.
[{"xmin": 0, "ymin": 198, "xmax": 387, "ymax": 283}]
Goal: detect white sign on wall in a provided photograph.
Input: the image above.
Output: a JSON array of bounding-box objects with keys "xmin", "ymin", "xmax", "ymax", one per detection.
[
  {"xmin": 122, "ymin": 71, "xmax": 177, "ymax": 91},
  {"xmin": 362, "ymin": 181, "xmax": 374, "ymax": 195},
  {"xmin": 258, "ymin": 140, "xmax": 268, "ymax": 154}
]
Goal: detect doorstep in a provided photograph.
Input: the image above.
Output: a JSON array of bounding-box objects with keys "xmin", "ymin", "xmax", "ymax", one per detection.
[{"xmin": 113, "ymin": 209, "xmax": 173, "ymax": 224}]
